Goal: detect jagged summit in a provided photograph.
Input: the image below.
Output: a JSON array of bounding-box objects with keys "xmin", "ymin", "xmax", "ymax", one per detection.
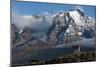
[
  {"xmin": 48, "ymin": 9, "xmax": 95, "ymax": 45},
  {"xmin": 11, "ymin": 8, "xmax": 95, "ymax": 47}
]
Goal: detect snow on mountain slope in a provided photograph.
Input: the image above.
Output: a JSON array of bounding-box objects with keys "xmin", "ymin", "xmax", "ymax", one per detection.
[
  {"xmin": 11, "ymin": 8, "xmax": 96, "ymax": 64},
  {"xmin": 69, "ymin": 10, "xmax": 85, "ymax": 26},
  {"xmin": 48, "ymin": 9, "xmax": 95, "ymax": 45},
  {"xmin": 12, "ymin": 8, "xmax": 95, "ymax": 47}
]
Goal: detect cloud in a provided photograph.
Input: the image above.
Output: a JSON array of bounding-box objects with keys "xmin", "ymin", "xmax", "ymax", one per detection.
[
  {"xmin": 42, "ymin": 12, "xmax": 50, "ymax": 15},
  {"xmin": 11, "ymin": 11, "xmax": 53, "ymax": 32},
  {"xmin": 12, "ymin": 11, "xmax": 32, "ymax": 29},
  {"xmin": 74, "ymin": 6, "xmax": 84, "ymax": 12}
]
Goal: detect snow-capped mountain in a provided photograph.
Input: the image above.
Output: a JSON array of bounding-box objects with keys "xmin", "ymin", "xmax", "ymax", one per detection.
[
  {"xmin": 11, "ymin": 8, "xmax": 95, "ymax": 47},
  {"xmin": 48, "ymin": 9, "xmax": 95, "ymax": 45},
  {"xmin": 11, "ymin": 8, "xmax": 96, "ymax": 64}
]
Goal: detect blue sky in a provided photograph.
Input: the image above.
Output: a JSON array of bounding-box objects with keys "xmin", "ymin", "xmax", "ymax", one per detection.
[{"xmin": 12, "ymin": 1, "xmax": 96, "ymax": 19}]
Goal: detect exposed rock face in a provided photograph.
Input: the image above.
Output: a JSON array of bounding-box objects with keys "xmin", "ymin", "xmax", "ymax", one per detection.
[
  {"xmin": 11, "ymin": 8, "xmax": 95, "ymax": 65},
  {"xmin": 14, "ymin": 28, "xmax": 33, "ymax": 45},
  {"xmin": 12, "ymin": 9, "xmax": 95, "ymax": 47},
  {"xmin": 47, "ymin": 9, "xmax": 95, "ymax": 45}
]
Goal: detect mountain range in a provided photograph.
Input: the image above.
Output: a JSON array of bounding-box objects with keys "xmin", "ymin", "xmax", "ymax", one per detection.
[{"xmin": 11, "ymin": 8, "xmax": 95, "ymax": 64}]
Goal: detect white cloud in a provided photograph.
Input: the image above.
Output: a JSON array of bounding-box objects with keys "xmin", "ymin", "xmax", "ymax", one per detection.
[
  {"xmin": 12, "ymin": 11, "xmax": 33, "ymax": 29},
  {"xmin": 11, "ymin": 11, "xmax": 53, "ymax": 32},
  {"xmin": 42, "ymin": 12, "xmax": 50, "ymax": 15},
  {"xmin": 74, "ymin": 6, "xmax": 84, "ymax": 12}
]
